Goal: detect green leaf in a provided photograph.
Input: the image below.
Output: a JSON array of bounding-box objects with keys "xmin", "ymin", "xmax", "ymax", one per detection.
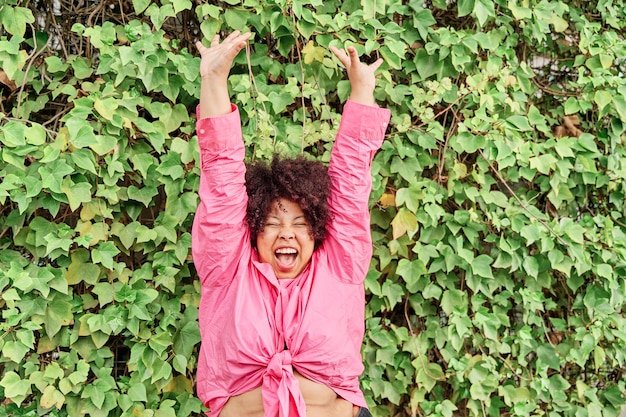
[
  {"xmin": 522, "ymin": 255, "xmax": 539, "ymax": 278},
  {"xmin": 44, "ymin": 298, "xmax": 73, "ymax": 337},
  {"xmin": 537, "ymin": 344, "xmax": 560, "ymax": 371},
  {"xmin": 2, "ymin": 340, "xmax": 30, "ymax": 363},
  {"xmin": 94, "ymin": 97, "xmax": 119, "ymax": 121},
  {"xmin": 133, "ymin": 0, "xmax": 151, "ymax": 14},
  {"xmin": 458, "ymin": 0, "xmax": 475, "ymax": 17},
  {"xmin": 396, "ymin": 187, "xmax": 421, "ymax": 212},
  {"xmin": 441, "ymin": 289, "xmax": 466, "ymax": 315},
  {"xmin": 529, "ymin": 154, "xmax": 558, "ymax": 174},
  {"xmin": 173, "ymin": 320, "xmax": 201, "ymax": 358},
  {"xmin": 471, "ymin": 254, "xmax": 494, "ymax": 278},
  {"xmin": 414, "ymin": 360, "xmax": 444, "ymax": 392},
  {"xmin": 92, "ymin": 242, "xmax": 120, "ymax": 269},
  {"xmin": 1, "ymin": 121, "xmax": 27, "ymax": 147},
  {"xmin": 61, "ymin": 178, "xmax": 92, "ymax": 211},
  {"xmin": 396, "ymin": 258, "xmax": 427, "ymax": 292},
  {"xmin": 0, "ymin": 371, "xmax": 31, "ymax": 402},
  {"xmin": 27, "ymin": 123, "xmax": 47, "ymax": 145},
  {"xmin": 508, "ymin": 0, "xmax": 532, "ymax": 19},
  {"xmin": 172, "ymin": 0, "xmax": 192, "ymax": 14},
  {"xmin": 474, "ymin": 0, "xmax": 495, "ymax": 26},
  {"xmin": 0, "ymin": 6, "xmax": 35, "ymax": 37},
  {"xmin": 611, "ymin": 95, "xmax": 626, "ymax": 122},
  {"xmin": 506, "ymin": 115, "xmax": 532, "ymax": 131},
  {"xmin": 454, "ymin": 131, "xmax": 485, "ymax": 153},
  {"xmin": 127, "ymin": 382, "xmax": 147, "ymax": 402}
]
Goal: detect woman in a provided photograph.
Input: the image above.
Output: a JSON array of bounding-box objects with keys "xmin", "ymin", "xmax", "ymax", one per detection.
[{"xmin": 191, "ymin": 30, "xmax": 391, "ymax": 417}]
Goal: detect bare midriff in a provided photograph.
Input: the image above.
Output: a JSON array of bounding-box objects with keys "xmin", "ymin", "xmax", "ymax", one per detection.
[{"xmin": 219, "ymin": 371, "xmax": 361, "ymax": 417}]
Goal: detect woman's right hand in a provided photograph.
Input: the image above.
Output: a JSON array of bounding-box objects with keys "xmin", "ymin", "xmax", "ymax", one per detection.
[
  {"xmin": 196, "ymin": 30, "xmax": 252, "ymax": 81},
  {"xmin": 196, "ymin": 30, "xmax": 252, "ymax": 118}
]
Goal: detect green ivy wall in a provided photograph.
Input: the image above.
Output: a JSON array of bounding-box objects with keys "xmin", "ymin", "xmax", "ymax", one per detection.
[{"xmin": 1, "ymin": 0, "xmax": 625, "ymax": 416}]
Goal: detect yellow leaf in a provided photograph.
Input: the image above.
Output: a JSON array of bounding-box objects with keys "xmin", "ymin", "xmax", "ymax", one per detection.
[
  {"xmin": 163, "ymin": 375, "xmax": 193, "ymax": 393},
  {"xmin": 40, "ymin": 385, "xmax": 65, "ymax": 410},
  {"xmin": 550, "ymin": 15, "xmax": 568, "ymax": 32},
  {"xmin": 378, "ymin": 192, "xmax": 396, "ymax": 208},
  {"xmin": 391, "ymin": 208, "xmax": 418, "ymax": 240},
  {"xmin": 302, "ymin": 41, "xmax": 325, "ymax": 65}
]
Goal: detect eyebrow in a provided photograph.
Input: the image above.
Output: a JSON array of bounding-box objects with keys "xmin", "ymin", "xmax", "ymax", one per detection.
[{"xmin": 267, "ymin": 215, "xmax": 307, "ymax": 221}]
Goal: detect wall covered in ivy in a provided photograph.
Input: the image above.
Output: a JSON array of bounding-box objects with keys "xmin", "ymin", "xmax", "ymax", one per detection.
[{"xmin": 1, "ymin": 0, "xmax": 625, "ymax": 416}]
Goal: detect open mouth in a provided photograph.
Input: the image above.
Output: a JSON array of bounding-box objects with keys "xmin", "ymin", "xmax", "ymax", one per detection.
[{"xmin": 275, "ymin": 247, "xmax": 298, "ymax": 268}]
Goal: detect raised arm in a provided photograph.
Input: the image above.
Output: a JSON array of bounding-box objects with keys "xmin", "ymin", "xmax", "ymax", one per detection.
[
  {"xmin": 192, "ymin": 31, "xmax": 252, "ymax": 286},
  {"xmin": 196, "ymin": 31, "xmax": 251, "ymax": 117},
  {"xmin": 325, "ymin": 46, "xmax": 391, "ymax": 282}
]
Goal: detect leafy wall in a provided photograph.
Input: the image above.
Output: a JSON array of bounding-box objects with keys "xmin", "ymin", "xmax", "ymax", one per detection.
[{"xmin": 1, "ymin": 0, "xmax": 626, "ymax": 416}]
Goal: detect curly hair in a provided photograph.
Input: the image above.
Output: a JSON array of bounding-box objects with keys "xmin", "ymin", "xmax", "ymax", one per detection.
[{"xmin": 245, "ymin": 155, "xmax": 331, "ymax": 247}]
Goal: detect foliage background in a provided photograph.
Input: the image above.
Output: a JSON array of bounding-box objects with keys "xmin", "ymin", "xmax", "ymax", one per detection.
[{"xmin": 1, "ymin": 0, "xmax": 626, "ymax": 416}]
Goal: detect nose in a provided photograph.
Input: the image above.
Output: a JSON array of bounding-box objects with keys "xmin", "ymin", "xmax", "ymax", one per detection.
[{"xmin": 280, "ymin": 226, "xmax": 294, "ymax": 239}]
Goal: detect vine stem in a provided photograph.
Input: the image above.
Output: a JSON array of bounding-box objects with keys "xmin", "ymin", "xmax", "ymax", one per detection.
[
  {"xmin": 16, "ymin": 23, "xmax": 51, "ymax": 119},
  {"xmin": 289, "ymin": 6, "xmax": 307, "ymax": 155},
  {"xmin": 244, "ymin": 40, "xmax": 276, "ymax": 159},
  {"xmin": 477, "ymin": 147, "xmax": 570, "ymax": 248}
]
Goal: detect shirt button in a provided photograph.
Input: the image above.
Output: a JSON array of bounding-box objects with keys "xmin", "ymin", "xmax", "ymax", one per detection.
[{"xmin": 199, "ymin": 129, "xmax": 205, "ymax": 135}]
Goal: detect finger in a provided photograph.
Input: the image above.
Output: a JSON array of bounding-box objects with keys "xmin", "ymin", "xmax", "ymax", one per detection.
[
  {"xmin": 195, "ymin": 41, "xmax": 209, "ymax": 55},
  {"xmin": 225, "ymin": 31, "xmax": 251, "ymax": 50},
  {"xmin": 223, "ymin": 30, "xmax": 241, "ymax": 43},
  {"xmin": 210, "ymin": 34, "xmax": 220, "ymax": 48},
  {"xmin": 237, "ymin": 31, "xmax": 252, "ymax": 45},
  {"xmin": 369, "ymin": 58, "xmax": 384, "ymax": 72},
  {"xmin": 330, "ymin": 46, "xmax": 350, "ymax": 68},
  {"xmin": 347, "ymin": 46, "xmax": 361, "ymax": 68}
]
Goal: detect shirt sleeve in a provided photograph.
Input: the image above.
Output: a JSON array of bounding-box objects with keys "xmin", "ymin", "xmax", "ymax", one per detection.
[
  {"xmin": 325, "ymin": 100, "xmax": 391, "ymax": 283},
  {"xmin": 192, "ymin": 104, "xmax": 250, "ymax": 287}
]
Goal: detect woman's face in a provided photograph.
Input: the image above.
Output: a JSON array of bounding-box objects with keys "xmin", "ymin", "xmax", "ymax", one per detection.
[{"xmin": 256, "ymin": 198, "xmax": 315, "ymax": 279}]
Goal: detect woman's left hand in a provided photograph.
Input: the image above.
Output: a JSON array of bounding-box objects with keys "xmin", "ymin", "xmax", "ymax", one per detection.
[{"xmin": 329, "ymin": 45, "xmax": 383, "ymax": 106}]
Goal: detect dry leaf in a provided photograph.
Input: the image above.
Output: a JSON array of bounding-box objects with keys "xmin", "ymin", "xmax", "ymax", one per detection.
[{"xmin": 0, "ymin": 69, "xmax": 17, "ymax": 91}]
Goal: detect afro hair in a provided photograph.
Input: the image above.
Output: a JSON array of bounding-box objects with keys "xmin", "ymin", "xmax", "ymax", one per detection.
[{"xmin": 245, "ymin": 155, "xmax": 331, "ymax": 247}]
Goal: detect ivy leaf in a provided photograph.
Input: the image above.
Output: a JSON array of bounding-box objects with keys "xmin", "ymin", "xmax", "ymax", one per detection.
[
  {"xmin": 44, "ymin": 298, "xmax": 73, "ymax": 337},
  {"xmin": 61, "ymin": 178, "xmax": 92, "ymax": 211},
  {"xmin": 506, "ymin": 115, "xmax": 532, "ymax": 131},
  {"xmin": 391, "ymin": 208, "xmax": 418, "ymax": 240},
  {"xmin": 0, "ymin": 371, "xmax": 31, "ymax": 404},
  {"xmin": 83, "ymin": 383, "xmax": 106, "ymax": 409},
  {"xmin": 473, "ymin": 0, "xmax": 495, "ymax": 26},
  {"xmin": 413, "ymin": 9, "xmax": 436, "ymax": 40},
  {"xmin": 414, "ymin": 361, "xmax": 444, "ymax": 392},
  {"xmin": 151, "ymin": 359, "xmax": 173, "ymax": 383},
  {"xmin": 94, "ymin": 97, "xmax": 119, "ymax": 121},
  {"xmin": 302, "ymin": 40, "xmax": 325, "ymax": 64},
  {"xmin": 92, "ymin": 242, "xmax": 120, "ymax": 269},
  {"xmin": 2, "ymin": 340, "xmax": 30, "ymax": 363},
  {"xmin": 458, "ymin": 0, "xmax": 475, "ymax": 17},
  {"xmin": 40, "ymin": 385, "xmax": 66, "ymax": 409},
  {"xmin": 529, "ymin": 154, "xmax": 558, "ymax": 174},
  {"xmin": 1, "ymin": 121, "xmax": 27, "ymax": 147},
  {"xmin": 0, "ymin": 6, "xmax": 35, "ymax": 37},
  {"xmin": 508, "ymin": 1, "xmax": 532, "ymax": 19},
  {"xmin": 133, "ymin": 0, "xmax": 151, "ymax": 14},
  {"xmin": 471, "ymin": 254, "xmax": 494, "ymax": 278},
  {"xmin": 396, "ymin": 258, "xmax": 427, "ymax": 293},
  {"xmin": 390, "ymin": 156, "xmax": 421, "ymax": 181},
  {"xmin": 537, "ymin": 344, "xmax": 560, "ymax": 371},
  {"xmin": 128, "ymin": 382, "xmax": 148, "ymax": 401}
]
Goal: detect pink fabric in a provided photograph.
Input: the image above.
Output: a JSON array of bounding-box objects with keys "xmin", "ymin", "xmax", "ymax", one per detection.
[{"xmin": 192, "ymin": 100, "xmax": 391, "ymax": 417}]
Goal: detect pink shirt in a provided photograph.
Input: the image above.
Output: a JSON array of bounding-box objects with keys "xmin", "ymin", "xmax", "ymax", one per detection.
[{"xmin": 192, "ymin": 100, "xmax": 391, "ymax": 417}]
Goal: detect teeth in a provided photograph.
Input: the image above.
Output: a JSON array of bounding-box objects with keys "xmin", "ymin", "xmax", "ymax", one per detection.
[{"xmin": 275, "ymin": 248, "xmax": 297, "ymax": 254}]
